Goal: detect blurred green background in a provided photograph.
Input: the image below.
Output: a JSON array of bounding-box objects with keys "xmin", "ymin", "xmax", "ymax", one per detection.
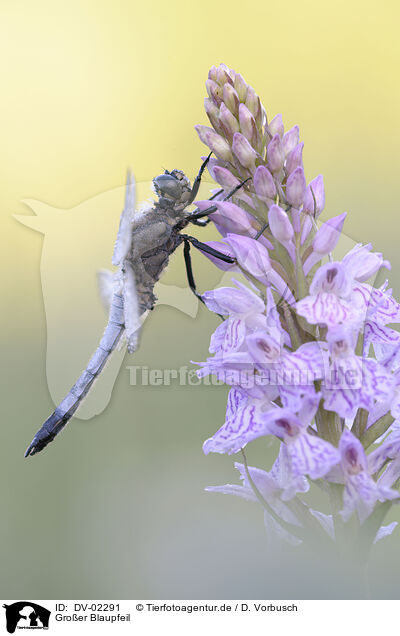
[{"xmin": 2, "ymin": 0, "xmax": 400, "ymax": 599}]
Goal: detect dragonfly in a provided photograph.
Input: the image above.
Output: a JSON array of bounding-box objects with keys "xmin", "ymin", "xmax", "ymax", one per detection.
[{"xmin": 25, "ymin": 154, "xmax": 249, "ymax": 456}]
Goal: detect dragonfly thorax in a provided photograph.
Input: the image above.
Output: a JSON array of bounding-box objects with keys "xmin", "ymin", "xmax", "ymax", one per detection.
[{"xmin": 153, "ymin": 169, "xmax": 192, "ymax": 207}]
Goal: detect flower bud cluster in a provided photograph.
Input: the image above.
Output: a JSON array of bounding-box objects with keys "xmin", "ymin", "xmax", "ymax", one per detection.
[
  {"xmin": 196, "ymin": 65, "xmax": 325, "ymax": 232},
  {"xmin": 193, "ymin": 64, "xmax": 400, "ymax": 556}
]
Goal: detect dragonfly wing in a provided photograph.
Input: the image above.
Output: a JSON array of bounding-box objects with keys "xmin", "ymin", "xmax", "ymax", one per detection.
[
  {"xmin": 122, "ymin": 260, "xmax": 142, "ymax": 353},
  {"xmin": 97, "ymin": 268, "xmax": 115, "ymax": 310},
  {"xmin": 112, "ymin": 170, "xmax": 136, "ymax": 266}
]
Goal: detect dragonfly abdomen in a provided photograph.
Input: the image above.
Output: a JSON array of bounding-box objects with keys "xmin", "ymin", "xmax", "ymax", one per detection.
[{"xmin": 24, "ymin": 293, "xmax": 125, "ymax": 456}]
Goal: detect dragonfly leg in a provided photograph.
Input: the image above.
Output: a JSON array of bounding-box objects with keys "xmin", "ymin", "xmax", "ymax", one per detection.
[
  {"xmin": 181, "ymin": 234, "xmax": 235, "ymax": 263},
  {"xmin": 191, "ymin": 218, "xmax": 210, "ymax": 227},
  {"xmin": 190, "ymin": 187, "xmax": 225, "ymax": 226},
  {"xmin": 255, "ymin": 222, "xmax": 269, "ymax": 239},
  {"xmin": 188, "ymin": 178, "xmax": 252, "ymax": 222},
  {"xmin": 183, "ymin": 238, "xmax": 205, "ymax": 305},
  {"xmin": 187, "ymin": 152, "xmax": 212, "ymax": 205},
  {"xmin": 182, "ymin": 237, "xmax": 226, "ymax": 320}
]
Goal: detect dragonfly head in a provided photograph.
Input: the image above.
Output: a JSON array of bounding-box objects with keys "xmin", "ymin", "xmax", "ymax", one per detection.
[{"xmin": 153, "ymin": 169, "xmax": 191, "ymax": 206}]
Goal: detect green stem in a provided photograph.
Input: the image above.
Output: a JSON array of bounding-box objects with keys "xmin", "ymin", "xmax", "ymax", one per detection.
[
  {"xmin": 351, "ymin": 408, "xmax": 369, "ymax": 439},
  {"xmin": 315, "ymin": 406, "xmax": 342, "ymax": 446},
  {"xmin": 360, "ymin": 413, "xmax": 394, "ymax": 449},
  {"xmin": 295, "ymin": 233, "xmax": 308, "ymax": 300},
  {"xmin": 272, "ymin": 237, "xmax": 296, "ymax": 287},
  {"xmin": 281, "ymin": 302, "xmax": 302, "ymax": 350}
]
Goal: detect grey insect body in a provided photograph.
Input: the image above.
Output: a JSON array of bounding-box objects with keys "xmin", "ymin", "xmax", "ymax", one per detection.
[
  {"xmin": 128, "ymin": 170, "xmax": 192, "ymax": 315},
  {"xmin": 25, "ymin": 158, "xmax": 243, "ymax": 457}
]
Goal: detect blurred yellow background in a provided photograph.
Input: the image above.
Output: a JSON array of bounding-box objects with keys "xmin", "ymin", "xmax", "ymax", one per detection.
[{"xmin": 1, "ymin": 0, "xmax": 400, "ymax": 599}]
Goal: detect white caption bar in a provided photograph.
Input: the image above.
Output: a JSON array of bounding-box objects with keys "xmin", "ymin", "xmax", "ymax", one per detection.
[{"xmin": 0, "ymin": 599, "xmax": 396, "ymax": 635}]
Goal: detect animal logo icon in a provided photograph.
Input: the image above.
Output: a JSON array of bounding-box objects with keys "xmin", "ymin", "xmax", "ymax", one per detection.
[{"xmin": 2, "ymin": 601, "xmax": 50, "ymax": 633}]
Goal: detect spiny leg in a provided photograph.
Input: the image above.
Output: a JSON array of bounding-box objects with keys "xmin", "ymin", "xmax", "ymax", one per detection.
[
  {"xmin": 181, "ymin": 234, "xmax": 236, "ymax": 264},
  {"xmin": 255, "ymin": 222, "xmax": 269, "ymax": 239},
  {"xmin": 188, "ymin": 178, "xmax": 252, "ymax": 222},
  {"xmin": 182, "ymin": 236, "xmax": 232, "ymax": 320},
  {"xmin": 208, "ymin": 187, "xmax": 224, "ymax": 201},
  {"xmin": 183, "ymin": 239, "xmax": 205, "ymax": 305},
  {"xmin": 191, "ymin": 187, "xmax": 224, "ymax": 227},
  {"xmin": 191, "ymin": 218, "xmax": 211, "ymax": 227},
  {"xmin": 187, "ymin": 152, "xmax": 212, "ymax": 205},
  {"xmin": 193, "ymin": 196, "xmax": 270, "ymax": 238}
]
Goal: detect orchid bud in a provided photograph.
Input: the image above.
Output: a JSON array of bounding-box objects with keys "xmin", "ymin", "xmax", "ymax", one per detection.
[
  {"xmin": 283, "ymin": 125, "xmax": 300, "ymax": 156},
  {"xmin": 195, "ymin": 125, "xmax": 233, "ymax": 162},
  {"xmin": 303, "ymin": 175, "xmax": 325, "ymax": 216},
  {"xmin": 232, "ymin": 132, "xmax": 258, "ymax": 170},
  {"xmin": 285, "ymin": 142, "xmax": 304, "ymax": 174},
  {"xmin": 219, "ymin": 63, "xmax": 232, "ymax": 74},
  {"xmin": 213, "ymin": 166, "xmax": 241, "ymax": 188},
  {"xmin": 355, "ymin": 254, "xmax": 391, "ymax": 281},
  {"xmin": 203, "ymin": 283, "xmax": 265, "ymax": 315},
  {"xmin": 286, "ymin": 167, "xmax": 306, "ymax": 208},
  {"xmin": 245, "ymin": 85, "xmax": 262, "ymax": 127},
  {"xmin": 225, "ymin": 233, "xmax": 271, "ymax": 283},
  {"xmin": 313, "ymin": 213, "xmax": 347, "ymax": 255},
  {"xmin": 234, "ymin": 190, "xmax": 258, "ymax": 211},
  {"xmin": 208, "ymin": 65, "xmax": 218, "ymax": 82},
  {"xmin": 204, "ymin": 98, "xmax": 221, "ymax": 131},
  {"xmin": 218, "ymin": 102, "xmax": 240, "ymax": 136},
  {"xmin": 223, "ymin": 83, "xmax": 240, "ymax": 115},
  {"xmin": 342, "ymin": 244, "xmax": 391, "ymax": 281},
  {"xmin": 206, "ymin": 79, "xmax": 223, "ymax": 106},
  {"xmin": 193, "ymin": 199, "xmax": 217, "ymax": 212},
  {"xmin": 268, "ymin": 114, "xmax": 284, "ymax": 138},
  {"xmin": 216, "ymin": 64, "xmax": 233, "ymax": 86},
  {"xmin": 212, "ymin": 201, "xmax": 256, "ymax": 237},
  {"xmin": 234, "ymin": 73, "xmax": 248, "ymax": 102},
  {"xmin": 268, "ymin": 204, "xmax": 294, "ymax": 242},
  {"xmin": 253, "ymin": 165, "xmax": 276, "ymax": 199},
  {"xmin": 201, "ymin": 157, "xmax": 222, "ymax": 182},
  {"xmin": 239, "ymin": 103, "xmax": 257, "ymax": 144},
  {"xmin": 266, "ymin": 133, "xmax": 285, "ymax": 173}
]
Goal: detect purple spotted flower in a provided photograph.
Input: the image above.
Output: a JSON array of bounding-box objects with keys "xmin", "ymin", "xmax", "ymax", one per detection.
[
  {"xmin": 354, "ymin": 281, "xmax": 400, "ymax": 359},
  {"xmin": 193, "ymin": 63, "xmax": 400, "ymax": 554},
  {"xmin": 261, "ymin": 396, "xmax": 340, "ymax": 480},
  {"xmin": 326, "ymin": 430, "xmax": 399, "ymax": 523},
  {"xmin": 246, "ymin": 331, "xmax": 325, "ymax": 411},
  {"xmin": 322, "ymin": 325, "xmax": 394, "ymax": 419},
  {"xmin": 296, "ymin": 262, "xmax": 361, "ymax": 327},
  {"xmin": 202, "ymin": 386, "xmax": 277, "ymax": 454}
]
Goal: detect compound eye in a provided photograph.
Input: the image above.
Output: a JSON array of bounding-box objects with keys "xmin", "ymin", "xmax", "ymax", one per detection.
[
  {"xmin": 171, "ymin": 169, "xmax": 185, "ymax": 181},
  {"xmin": 153, "ymin": 173, "xmax": 181, "ymax": 199}
]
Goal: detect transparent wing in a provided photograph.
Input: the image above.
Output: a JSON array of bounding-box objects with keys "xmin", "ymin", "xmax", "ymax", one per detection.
[
  {"xmin": 97, "ymin": 268, "xmax": 115, "ymax": 310},
  {"xmin": 122, "ymin": 260, "xmax": 142, "ymax": 353},
  {"xmin": 112, "ymin": 171, "xmax": 136, "ymax": 266}
]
